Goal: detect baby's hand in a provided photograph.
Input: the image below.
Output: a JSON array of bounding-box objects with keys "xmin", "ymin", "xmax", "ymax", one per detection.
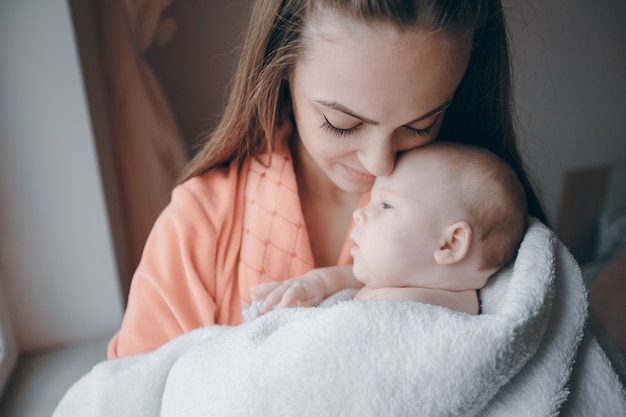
[{"xmin": 250, "ymin": 274, "xmax": 326, "ymax": 314}]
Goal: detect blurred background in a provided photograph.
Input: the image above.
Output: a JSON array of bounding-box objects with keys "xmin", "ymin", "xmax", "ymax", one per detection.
[{"xmin": 0, "ymin": 0, "xmax": 624, "ymax": 415}]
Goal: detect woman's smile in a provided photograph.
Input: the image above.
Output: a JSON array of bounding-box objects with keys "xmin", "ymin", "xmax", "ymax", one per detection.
[{"xmin": 342, "ymin": 164, "xmax": 375, "ymax": 184}]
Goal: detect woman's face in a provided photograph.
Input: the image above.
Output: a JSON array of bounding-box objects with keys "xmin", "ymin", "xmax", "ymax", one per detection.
[{"xmin": 289, "ymin": 14, "xmax": 471, "ymax": 194}]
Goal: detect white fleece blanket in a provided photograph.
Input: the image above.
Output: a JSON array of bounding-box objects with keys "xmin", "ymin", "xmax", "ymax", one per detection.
[{"xmin": 53, "ymin": 219, "xmax": 626, "ymax": 416}]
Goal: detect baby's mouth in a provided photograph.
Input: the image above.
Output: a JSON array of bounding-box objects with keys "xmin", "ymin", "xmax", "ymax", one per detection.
[{"xmin": 349, "ymin": 236, "xmax": 359, "ymax": 255}]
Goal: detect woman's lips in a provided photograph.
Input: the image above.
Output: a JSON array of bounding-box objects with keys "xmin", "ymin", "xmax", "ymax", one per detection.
[{"xmin": 344, "ymin": 165, "xmax": 375, "ymax": 184}]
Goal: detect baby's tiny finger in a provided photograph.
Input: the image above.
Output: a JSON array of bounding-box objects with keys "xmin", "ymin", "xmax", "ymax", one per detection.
[
  {"xmin": 279, "ymin": 287, "xmax": 302, "ymax": 308},
  {"xmin": 260, "ymin": 286, "xmax": 288, "ymax": 313},
  {"xmin": 251, "ymin": 282, "xmax": 280, "ymax": 300}
]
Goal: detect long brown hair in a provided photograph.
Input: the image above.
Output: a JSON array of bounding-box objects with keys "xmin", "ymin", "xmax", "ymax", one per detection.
[{"xmin": 178, "ymin": 0, "xmax": 547, "ymax": 223}]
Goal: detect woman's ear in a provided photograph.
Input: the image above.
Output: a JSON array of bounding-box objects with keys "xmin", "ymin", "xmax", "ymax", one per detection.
[{"xmin": 433, "ymin": 222, "xmax": 472, "ymax": 265}]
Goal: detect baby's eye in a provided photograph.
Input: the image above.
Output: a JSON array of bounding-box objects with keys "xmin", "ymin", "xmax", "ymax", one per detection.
[{"xmin": 380, "ymin": 202, "xmax": 393, "ymax": 210}]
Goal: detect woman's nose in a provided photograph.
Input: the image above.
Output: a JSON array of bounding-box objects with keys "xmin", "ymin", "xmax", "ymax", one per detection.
[
  {"xmin": 359, "ymin": 137, "xmax": 395, "ymax": 177},
  {"xmin": 353, "ymin": 207, "xmax": 366, "ymax": 224}
]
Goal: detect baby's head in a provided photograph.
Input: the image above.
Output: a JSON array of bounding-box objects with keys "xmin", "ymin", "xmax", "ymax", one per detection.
[
  {"xmin": 423, "ymin": 142, "xmax": 527, "ymax": 270},
  {"xmin": 350, "ymin": 141, "xmax": 527, "ymax": 292}
]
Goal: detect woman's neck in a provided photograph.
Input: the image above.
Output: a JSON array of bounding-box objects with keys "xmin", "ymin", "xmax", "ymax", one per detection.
[{"xmin": 290, "ymin": 136, "xmax": 360, "ymax": 266}]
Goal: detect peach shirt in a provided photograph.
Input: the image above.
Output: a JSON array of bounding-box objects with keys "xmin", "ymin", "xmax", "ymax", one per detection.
[{"xmin": 108, "ymin": 144, "xmax": 362, "ymax": 358}]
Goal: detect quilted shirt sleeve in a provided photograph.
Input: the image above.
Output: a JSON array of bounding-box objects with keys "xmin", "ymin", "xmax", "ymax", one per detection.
[{"xmin": 107, "ymin": 162, "xmax": 247, "ymax": 358}]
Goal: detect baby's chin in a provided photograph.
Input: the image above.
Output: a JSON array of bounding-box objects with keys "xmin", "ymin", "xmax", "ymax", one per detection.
[{"xmin": 351, "ymin": 264, "xmax": 369, "ymax": 286}]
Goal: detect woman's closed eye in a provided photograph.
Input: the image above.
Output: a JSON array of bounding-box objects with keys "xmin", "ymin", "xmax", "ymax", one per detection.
[
  {"xmin": 321, "ymin": 114, "xmax": 361, "ymax": 138},
  {"xmin": 404, "ymin": 118, "xmax": 441, "ymax": 138},
  {"xmin": 322, "ymin": 113, "xmax": 442, "ymax": 139}
]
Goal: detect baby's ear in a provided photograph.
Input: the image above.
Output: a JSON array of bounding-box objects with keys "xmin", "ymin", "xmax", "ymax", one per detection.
[{"xmin": 433, "ymin": 222, "xmax": 472, "ymax": 265}]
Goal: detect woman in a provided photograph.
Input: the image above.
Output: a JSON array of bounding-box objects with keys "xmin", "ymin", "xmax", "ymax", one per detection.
[{"xmin": 108, "ymin": 0, "xmax": 546, "ymax": 358}]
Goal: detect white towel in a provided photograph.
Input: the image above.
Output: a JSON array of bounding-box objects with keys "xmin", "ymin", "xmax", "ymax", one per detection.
[{"xmin": 53, "ymin": 219, "xmax": 626, "ymax": 416}]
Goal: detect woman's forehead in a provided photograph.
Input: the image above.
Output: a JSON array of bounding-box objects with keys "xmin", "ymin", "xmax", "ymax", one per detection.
[
  {"xmin": 293, "ymin": 20, "xmax": 470, "ymax": 127},
  {"xmin": 304, "ymin": 11, "xmax": 466, "ymax": 59}
]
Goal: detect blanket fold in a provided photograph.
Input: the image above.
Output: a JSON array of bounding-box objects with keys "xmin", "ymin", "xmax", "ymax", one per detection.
[{"xmin": 53, "ymin": 219, "xmax": 626, "ymax": 416}]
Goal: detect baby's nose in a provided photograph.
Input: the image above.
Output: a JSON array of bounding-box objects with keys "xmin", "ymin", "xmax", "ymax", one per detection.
[{"xmin": 353, "ymin": 207, "xmax": 365, "ymax": 224}]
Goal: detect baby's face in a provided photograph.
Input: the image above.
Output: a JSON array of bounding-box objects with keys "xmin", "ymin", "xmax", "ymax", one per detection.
[{"xmin": 349, "ymin": 150, "xmax": 459, "ymax": 289}]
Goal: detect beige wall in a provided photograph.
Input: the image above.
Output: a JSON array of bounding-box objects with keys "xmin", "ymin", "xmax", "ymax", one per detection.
[
  {"xmin": 0, "ymin": 0, "xmax": 123, "ymax": 353},
  {"xmin": 507, "ymin": 0, "xmax": 626, "ymax": 224},
  {"xmin": 146, "ymin": 0, "xmax": 253, "ymax": 148}
]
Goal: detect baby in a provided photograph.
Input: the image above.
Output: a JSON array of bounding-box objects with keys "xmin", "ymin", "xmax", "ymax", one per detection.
[{"xmin": 251, "ymin": 142, "xmax": 528, "ymax": 315}]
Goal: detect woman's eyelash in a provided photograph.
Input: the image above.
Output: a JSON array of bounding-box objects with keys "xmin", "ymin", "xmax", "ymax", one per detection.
[
  {"xmin": 405, "ymin": 119, "xmax": 441, "ymax": 137},
  {"xmin": 322, "ymin": 114, "xmax": 440, "ymax": 138},
  {"xmin": 321, "ymin": 115, "xmax": 359, "ymax": 138}
]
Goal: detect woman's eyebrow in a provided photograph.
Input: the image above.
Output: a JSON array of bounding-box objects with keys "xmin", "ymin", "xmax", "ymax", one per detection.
[
  {"xmin": 315, "ymin": 99, "xmax": 453, "ymax": 125},
  {"xmin": 315, "ymin": 100, "xmax": 377, "ymax": 124},
  {"xmin": 406, "ymin": 100, "xmax": 452, "ymax": 124}
]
